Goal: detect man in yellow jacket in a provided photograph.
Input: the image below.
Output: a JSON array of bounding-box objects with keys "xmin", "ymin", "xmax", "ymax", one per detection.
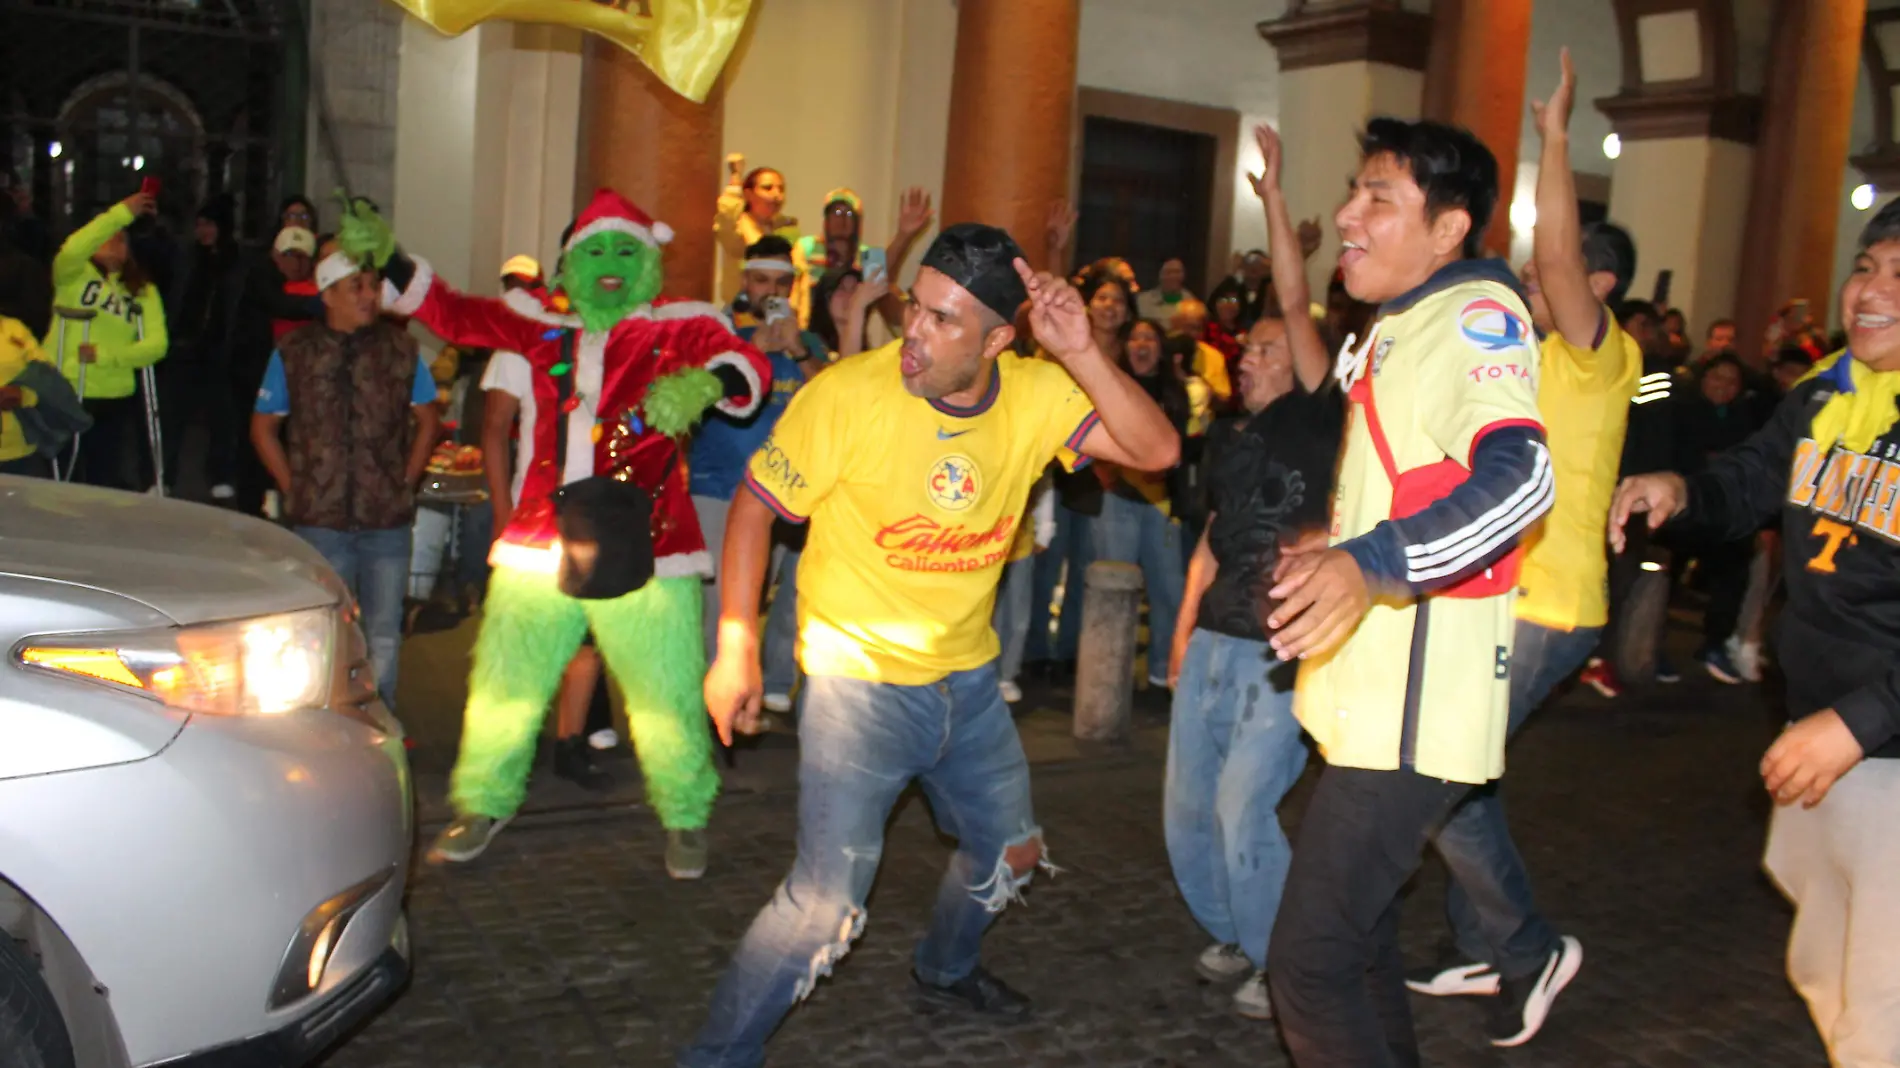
[{"xmin": 43, "ymin": 190, "xmax": 168, "ymax": 489}]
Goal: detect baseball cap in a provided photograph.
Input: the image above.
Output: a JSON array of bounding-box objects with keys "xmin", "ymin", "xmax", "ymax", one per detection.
[{"xmin": 274, "ymin": 227, "xmax": 317, "ymax": 256}]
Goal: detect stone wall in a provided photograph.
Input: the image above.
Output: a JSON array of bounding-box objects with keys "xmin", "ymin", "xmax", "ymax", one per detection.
[{"xmin": 305, "ymin": 0, "xmax": 401, "ymax": 227}]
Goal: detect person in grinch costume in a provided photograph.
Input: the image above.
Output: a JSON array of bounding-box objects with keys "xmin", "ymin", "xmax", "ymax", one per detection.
[{"xmin": 340, "ymin": 190, "xmax": 772, "ymax": 876}]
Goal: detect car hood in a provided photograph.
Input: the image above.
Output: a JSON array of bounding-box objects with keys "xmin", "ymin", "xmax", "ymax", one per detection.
[{"xmin": 0, "ymin": 478, "xmax": 341, "ymax": 626}]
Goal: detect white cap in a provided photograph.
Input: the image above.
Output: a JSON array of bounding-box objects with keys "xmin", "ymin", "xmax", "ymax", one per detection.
[{"xmin": 274, "ymin": 227, "xmax": 317, "ymax": 256}]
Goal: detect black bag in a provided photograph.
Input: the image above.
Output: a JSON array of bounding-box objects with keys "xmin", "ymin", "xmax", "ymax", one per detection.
[{"xmin": 548, "ymin": 332, "xmax": 665, "ymax": 600}]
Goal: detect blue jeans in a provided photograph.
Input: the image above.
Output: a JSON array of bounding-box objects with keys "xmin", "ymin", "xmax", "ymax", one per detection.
[
  {"xmin": 679, "ymin": 664, "xmax": 1044, "ymax": 1068},
  {"xmin": 1165, "ymin": 630, "xmax": 1309, "ymax": 968},
  {"xmin": 1432, "ymin": 619, "xmax": 1600, "ymax": 979},
  {"xmin": 295, "ymin": 525, "xmax": 412, "ymax": 709},
  {"xmin": 1093, "ymin": 494, "xmax": 1185, "ymax": 680},
  {"xmin": 991, "ymin": 555, "xmax": 1035, "ymax": 684},
  {"xmin": 1027, "ymin": 504, "xmax": 1092, "ymax": 662}
]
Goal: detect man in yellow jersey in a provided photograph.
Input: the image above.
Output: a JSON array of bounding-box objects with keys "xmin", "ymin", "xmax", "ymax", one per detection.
[
  {"xmin": 1404, "ymin": 50, "xmax": 1635, "ymax": 1047},
  {"xmin": 1259, "ymin": 118, "xmax": 1553, "ymax": 1068},
  {"xmin": 679, "ymin": 223, "xmax": 1179, "ymax": 1068}
]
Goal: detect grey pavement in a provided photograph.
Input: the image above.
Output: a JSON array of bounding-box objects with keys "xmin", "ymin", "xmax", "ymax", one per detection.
[{"xmin": 325, "ymin": 621, "xmax": 1827, "ymax": 1068}]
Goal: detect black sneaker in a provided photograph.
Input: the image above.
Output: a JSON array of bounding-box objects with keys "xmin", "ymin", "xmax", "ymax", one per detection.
[
  {"xmin": 1655, "ymin": 655, "xmax": 1681, "ymax": 684},
  {"xmin": 1487, "ymin": 936, "xmax": 1583, "ymax": 1047},
  {"xmin": 1404, "ymin": 947, "xmax": 1500, "ymax": 997},
  {"xmin": 913, "ymin": 966, "xmax": 1032, "ymax": 1019},
  {"xmin": 553, "ymin": 736, "xmax": 612, "ymax": 792}
]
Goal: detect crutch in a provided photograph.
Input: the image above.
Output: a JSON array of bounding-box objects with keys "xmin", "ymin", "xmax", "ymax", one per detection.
[
  {"xmin": 137, "ymin": 309, "xmax": 165, "ymax": 496},
  {"xmin": 50, "ymin": 307, "xmax": 97, "ymax": 482}
]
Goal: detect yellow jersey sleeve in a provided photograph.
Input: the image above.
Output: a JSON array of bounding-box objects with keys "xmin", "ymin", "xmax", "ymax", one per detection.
[
  {"xmin": 743, "ymin": 366, "xmax": 846, "ymax": 521},
  {"xmin": 1419, "ymin": 291, "xmax": 1544, "ymax": 463}
]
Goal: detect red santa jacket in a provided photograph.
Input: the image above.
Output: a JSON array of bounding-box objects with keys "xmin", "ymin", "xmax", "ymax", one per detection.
[{"xmin": 389, "ymin": 258, "xmax": 770, "ymax": 578}]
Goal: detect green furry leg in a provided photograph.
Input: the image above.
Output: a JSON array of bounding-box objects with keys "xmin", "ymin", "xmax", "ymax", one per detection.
[
  {"xmin": 450, "ymin": 567, "xmax": 589, "ymax": 819},
  {"xmin": 585, "ymin": 576, "xmax": 719, "ymax": 830}
]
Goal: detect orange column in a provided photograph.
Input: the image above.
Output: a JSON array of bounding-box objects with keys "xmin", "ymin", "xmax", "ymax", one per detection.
[
  {"xmin": 940, "ymin": 0, "xmax": 1080, "ymax": 271},
  {"xmin": 1422, "ymin": 0, "xmax": 1532, "ymax": 257},
  {"xmin": 576, "ymin": 38, "xmax": 725, "ymax": 302},
  {"xmin": 1736, "ymin": 0, "xmax": 1866, "ymax": 358}
]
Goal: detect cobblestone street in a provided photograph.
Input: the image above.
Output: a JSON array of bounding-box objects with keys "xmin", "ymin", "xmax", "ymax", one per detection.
[{"xmin": 317, "ymin": 623, "xmax": 1828, "ymax": 1068}]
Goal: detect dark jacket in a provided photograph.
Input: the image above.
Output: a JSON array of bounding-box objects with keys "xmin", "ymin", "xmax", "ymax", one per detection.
[
  {"xmin": 1618, "ymin": 354, "xmax": 1681, "ymax": 477},
  {"xmin": 1677, "ymin": 361, "xmax": 1900, "ymax": 759},
  {"xmin": 279, "ymin": 320, "xmax": 421, "ymax": 531}
]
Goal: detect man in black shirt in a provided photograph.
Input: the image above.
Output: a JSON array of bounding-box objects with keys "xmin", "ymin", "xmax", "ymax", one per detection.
[{"xmin": 1161, "ymin": 123, "xmax": 1340, "ymax": 1020}]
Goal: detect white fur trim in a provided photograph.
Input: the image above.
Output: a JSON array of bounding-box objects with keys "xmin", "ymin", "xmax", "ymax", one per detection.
[
  {"xmin": 388, "ymin": 256, "xmax": 435, "ymax": 317},
  {"xmin": 654, "ymin": 550, "xmax": 711, "ymax": 579},
  {"xmin": 488, "ymin": 541, "xmax": 711, "ymax": 580},
  {"xmin": 501, "ymin": 287, "xmax": 581, "ymax": 328},
  {"xmin": 707, "ymin": 351, "xmax": 764, "ymax": 418},
  {"xmin": 647, "ymin": 300, "xmax": 735, "ymax": 330},
  {"xmin": 567, "ymin": 217, "xmax": 667, "ymax": 250}
]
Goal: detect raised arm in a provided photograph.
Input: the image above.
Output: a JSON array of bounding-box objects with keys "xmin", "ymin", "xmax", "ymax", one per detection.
[
  {"xmin": 1530, "ymin": 49, "xmax": 1603, "ymax": 346},
  {"xmin": 1016, "ymin": 259, "xmax": 1180, "ymax": 472},
  {"xmin": 1251, "ymin": 125, "xmax": 1329, "ymax": 391},
  {"xmin": 54, "ymin": 194, "xmax": 151, "ymax": 286},
  {"xmin": 336, "ymin": 198, "xmax": 546, "ymax": 354}
]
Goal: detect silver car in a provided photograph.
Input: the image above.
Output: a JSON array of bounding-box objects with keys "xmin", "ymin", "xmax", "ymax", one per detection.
[{"xmin": 0, "ymin": 476, "xmax": 413, "ymax": 1068}]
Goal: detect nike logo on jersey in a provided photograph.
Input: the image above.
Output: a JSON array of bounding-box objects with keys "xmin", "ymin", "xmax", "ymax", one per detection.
[{"xmin": 937, "ymin": 427, "xmax": 972, "ymax": 440}]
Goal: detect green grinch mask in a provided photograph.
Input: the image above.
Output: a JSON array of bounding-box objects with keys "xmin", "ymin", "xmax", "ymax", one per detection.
[{"xmin": 560, "ymin": 230, "xmax": 663, "ymax": 334}]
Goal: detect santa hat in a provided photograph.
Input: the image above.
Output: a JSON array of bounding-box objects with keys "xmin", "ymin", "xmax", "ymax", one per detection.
[{"xmin": 566, "ymin": 188, "xmax": 674, "ymax": 252}]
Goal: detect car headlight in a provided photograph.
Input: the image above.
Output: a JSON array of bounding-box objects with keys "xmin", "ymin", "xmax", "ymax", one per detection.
[{"xmin": 16, "ymin": 608, "xmax": 335, "ymax": 716}]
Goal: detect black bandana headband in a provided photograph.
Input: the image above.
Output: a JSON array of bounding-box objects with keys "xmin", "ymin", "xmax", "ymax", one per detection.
[{"xmin": 920, "ymin": 223, "xmax": 1030, "ymax": 323}]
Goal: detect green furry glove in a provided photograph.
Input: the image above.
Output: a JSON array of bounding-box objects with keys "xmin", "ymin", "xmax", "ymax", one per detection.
[
  {"xmin": 642, "ymin": 368, "xmax": 724, "ymax": 438},
  {"xmin": 333, "ymin": 190, "xmax": 396, "ymax": 269}
]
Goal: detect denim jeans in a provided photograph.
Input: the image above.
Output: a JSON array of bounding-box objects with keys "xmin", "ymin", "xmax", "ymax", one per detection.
[
  {"xmin": 1433, "ymin": 619, "xmax": 1599, "ymax": 979},
  {"xmin": 294, "ymin": 525, "xmax": 412, "ymax": 709},
  {"xmin": 1027, "ymin": 504, "xmax": 1092, "ymax": 663},
  {"xmin": 679, "ymin": 663, "xmax": 1044, "ymax": 1068},
  {"xmin": 1165, "ymin": 629, "xmax": 1309, "ymax": 968},
  {"xmin": 1093, "ymin": 494, "xmax": 1185, "ymax": 680},
  {"xmin": 991, "ymin": 555, "xmax": 1035, "ymax": 684},
  {"xmin": 694, "ymin": 494, "xmax": 799, "ymax": 697},
  {"xmin": 1268, "ymin": 765, "xmax": 1472, "ymax": 1068}
]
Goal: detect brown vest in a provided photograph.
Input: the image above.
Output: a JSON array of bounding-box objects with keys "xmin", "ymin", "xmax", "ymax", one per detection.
[{"xmin": 279, "ymin": 320, "xmax": 421, "ymax": 531}]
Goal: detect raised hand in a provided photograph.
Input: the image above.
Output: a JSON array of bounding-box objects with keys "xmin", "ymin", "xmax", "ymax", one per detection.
[
  {"xmin": 335, "ymin": 193, "xmax": 396, "ymax": 269},
  {"xmin": 1531, "ymin": 47, "xmax": 1576, "ymax": 143},
  {"xmin": 1045, "ymin": 199, "xmax": 1079, "ymax": 256},
  {"xmin": 726, "ymin": 152, "xmax": 746, "ymax": 182},
  {"xmin": 1249, "ymin": 124, "xmax": 1284, "ymax": 198},
  {"xmin": 896, "ymin": 187, "xmax": 935, "ymax": 238},
  {"xmin": 1013, "ymin": 258, "xmax": 1090, "ymax": 360},
  {"xmin": 122, "ymin": 191, "xmax": 157, "ymax": 217}
]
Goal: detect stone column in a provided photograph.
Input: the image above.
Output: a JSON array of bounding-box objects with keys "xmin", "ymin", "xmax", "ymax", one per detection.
[
  {"xmin": 1073, "ymin": 561, "xmax": 1142, "ymax": 743},
  {"xmin": 1258, "ymin": 1, "xmax": 1432, "ymax": 296},
  {"xmin": 1595, "ymin": 0, "xmax": 1766, "ymax": 346},
  {"xmin": 576, "ymin": 38, "xmax": 724, "ymax": 302},
  {"xmin": 1734, "ymin": 0, "xmax": 1866, "ymax": 360},
  {"xmin": 1420, "ymin": 0, "xmax": 1531, "ymax": 257},
  {"xmin": 940, "ymin": 0, "xmax": 1080, "ymax": 270}
]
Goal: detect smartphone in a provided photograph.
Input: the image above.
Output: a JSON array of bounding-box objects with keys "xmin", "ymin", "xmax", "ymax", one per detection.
[
  {"xmin": 1651, "ymin": 268, "xmax": 1672, "ymax": 310},
  {"xmin": 140, "ymin": 176, "xmax": 161, "ymax": 199},
  {"xmin": 861, "ymin": 247, "xmax": 887, "ymax": 283},
  {"xmin": 760, "ymin": 295, "xmax": 792, "ymax": 325}
]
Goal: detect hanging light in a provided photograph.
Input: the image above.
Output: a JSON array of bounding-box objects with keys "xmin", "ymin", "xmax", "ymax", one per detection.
[
  {"xmin": 132, "ymin": 155, "xmax": 146, "ymax": 171},
  {"xmin": 1602, "ymin": 133, "xmax": 1622, "ymax": 160},
  {"xmin": 1852, "ymin": 183, "xmax": 1877, "ymax": 211},
  {"xmin": 48, "ymin": 141, "xmax": 62, "ymax": 159}
]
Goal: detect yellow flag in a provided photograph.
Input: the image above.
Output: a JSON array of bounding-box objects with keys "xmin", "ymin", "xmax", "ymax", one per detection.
[{"xmin": 390, "ymin": 0, "xmax": 753, "ymax": 103}]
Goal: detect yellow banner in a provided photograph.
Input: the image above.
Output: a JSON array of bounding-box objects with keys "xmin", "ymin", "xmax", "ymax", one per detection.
[{"xmin": 390, "ymin": 0, "xmax": 752, "ymax": 103}]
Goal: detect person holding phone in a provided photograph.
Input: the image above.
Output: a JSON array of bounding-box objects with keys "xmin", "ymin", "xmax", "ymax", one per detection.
[
  {"xmin": 793, "ymin": 186, "xmax": 934, "ymax": 336},
  {"xmin": 43, "ymin": 188, "xmax": 169, "ymax": 489},
  {"xmin": 714, "ymin": 155, "xmax": 800, "ymax": 310}
]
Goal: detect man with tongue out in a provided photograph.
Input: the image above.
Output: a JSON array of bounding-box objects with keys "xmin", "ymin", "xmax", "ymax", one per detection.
[{"xmin": 678, "ymin": 224, "xmax": 1177, "ymax": 1067}]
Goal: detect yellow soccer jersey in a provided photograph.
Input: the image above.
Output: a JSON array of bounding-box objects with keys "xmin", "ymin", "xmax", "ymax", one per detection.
[
  {"xmin": 1515, "ymin": 315, "xmax": 1638, "ymax": 632},
  {"xmin": 744, "ymin": 341, "xmax": 1097, "ymax": 684},
  {"xmin": 1296, "ymin": 271, "xmax": 1544, "ymax": 785}
]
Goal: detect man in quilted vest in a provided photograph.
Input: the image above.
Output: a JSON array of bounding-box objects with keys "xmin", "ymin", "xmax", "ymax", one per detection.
[{"xmin": 251, "ymin": 240, "xmax": 441, "ymax": 711}]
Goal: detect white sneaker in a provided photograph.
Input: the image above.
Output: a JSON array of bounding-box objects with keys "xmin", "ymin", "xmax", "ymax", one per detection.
[
  {"xmin": 1488, "ymin": 935, "xmax": 1583, "ymax": 1047},
  {"xmin": 762, "ymin": 693, "xmax": 792, "ymax": 713},
  {"xmin": 1196, "ymin": 943, "xmax": 1252, "ymax": 983},
  {"xmin": 999, "ymin": 679, "xmax": 1023, "ymax": 703},
  {"xmin": 586, "ymin": 728, "xmax": 619, "ymax": 751},
  {"xmin": 1727, "ymin": 636, "xmax": 1763, "ymax": 683},
  {"xmin": 1232, "ymin": 970, "xmax": 1273, "ymax": 1019}
]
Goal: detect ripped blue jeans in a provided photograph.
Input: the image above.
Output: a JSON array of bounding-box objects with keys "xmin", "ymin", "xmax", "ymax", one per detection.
[{"xmin": 678, "ymin": 663, "xmax": 1046, "ymax": 1068}]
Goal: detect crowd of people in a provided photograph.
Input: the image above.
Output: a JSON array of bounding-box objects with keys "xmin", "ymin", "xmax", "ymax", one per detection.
[{"xmin": 2, "ymin": 45, "xmax": 1895, "ymax": 1068}]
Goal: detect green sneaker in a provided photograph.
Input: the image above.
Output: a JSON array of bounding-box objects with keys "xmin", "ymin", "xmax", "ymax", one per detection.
[
  {"xmin": 428, "ymin": 814, "xmax": 511, "ymax": 864},
  {"xmin": 666, "ymin": 829, "xmax": 708, "ymax": 880}
]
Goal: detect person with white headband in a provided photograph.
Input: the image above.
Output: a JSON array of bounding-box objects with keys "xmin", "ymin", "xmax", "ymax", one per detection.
[
  {"xmin": 251, "ymin": 241, "xmax": 441, "ymax": 711},
  {"xmin": 692, "ymin": 235, "xmax": 830, "ymax": 719}
]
